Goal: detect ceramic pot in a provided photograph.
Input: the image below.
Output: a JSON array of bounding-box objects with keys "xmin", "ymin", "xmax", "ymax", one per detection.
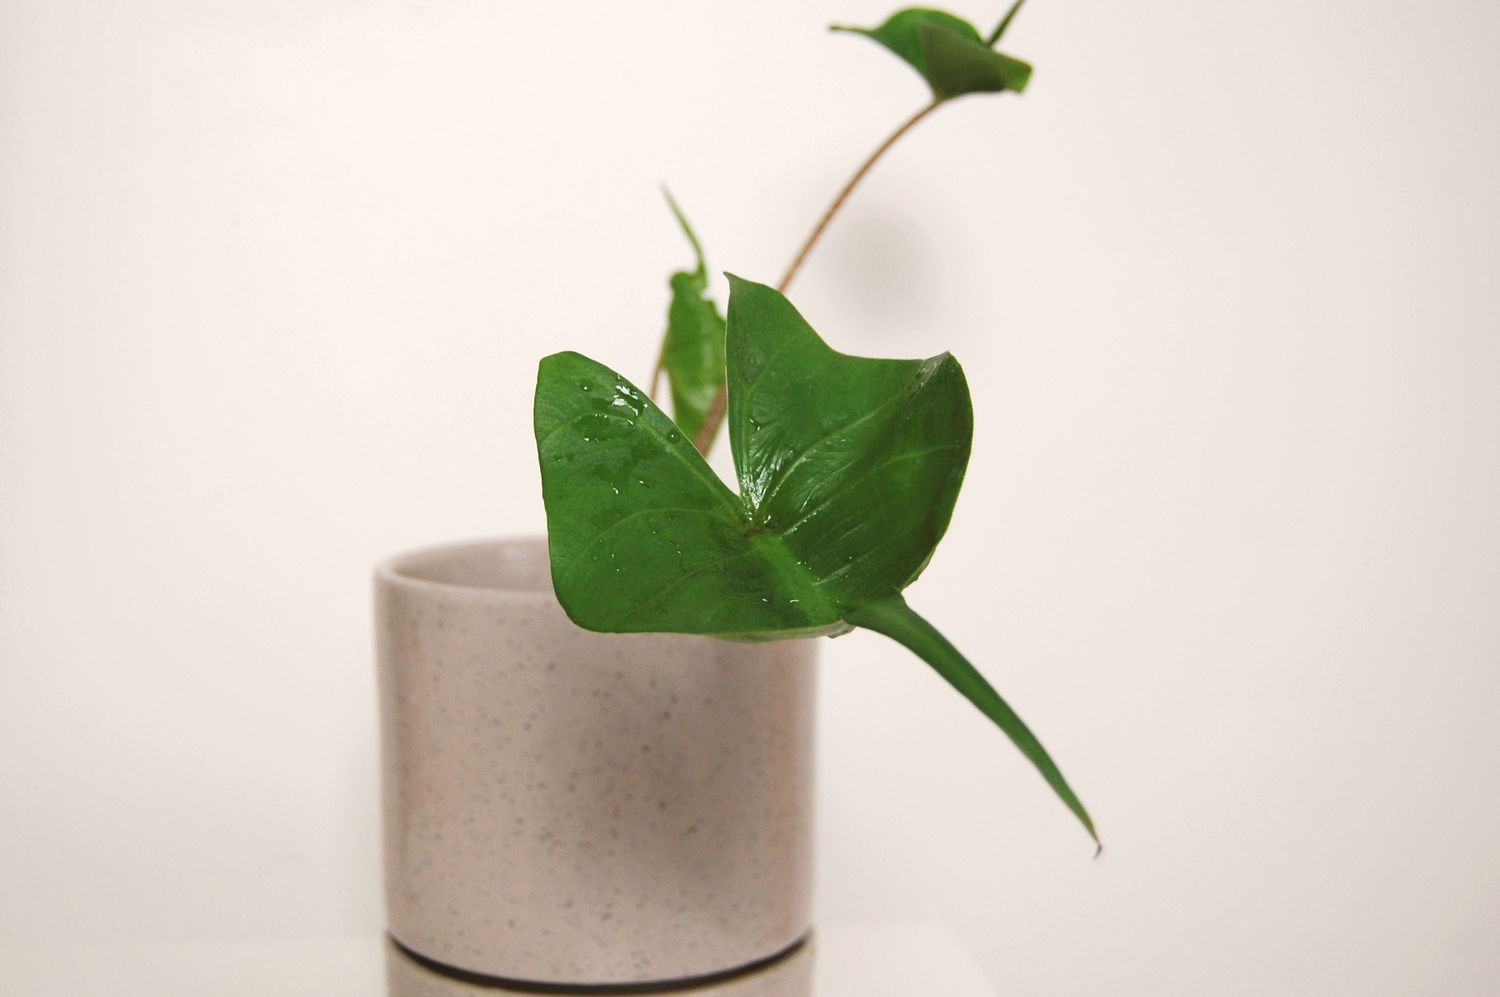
[{"xmin": 375, "ymin": 537, "xmax": 817, "ymax": 987}]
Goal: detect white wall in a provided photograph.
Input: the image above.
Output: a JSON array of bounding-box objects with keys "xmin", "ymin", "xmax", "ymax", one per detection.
[{"xmin": 3, "ymin": 1, "xmax": 1499, "ymax": 992}]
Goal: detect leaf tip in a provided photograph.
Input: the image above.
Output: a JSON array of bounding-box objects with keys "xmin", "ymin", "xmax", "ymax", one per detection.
[
  {"xmin": 723, "ymin": 271, "xmax": 754, "ymax": 293},
  {"xmin": 1079, "ymin": 812, "xmax": 1102, "ymax": 857},
  {"xmin": 537, "ymin": 349, "xmax": 579, "ymax": 371},
  {"xmin": 723, "ymin": 273, "xmax": 786, "ymax": 311},
  {"xmin": 661, "ymin": 186, "xmax": 706, "ymax": 272},
  {"xmin": 659, "ymin": 182, "xmax": 681, "ymax": 217}
]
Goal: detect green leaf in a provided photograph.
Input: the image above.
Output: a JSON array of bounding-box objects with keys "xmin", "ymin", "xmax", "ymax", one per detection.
[
  {"xmin": 535, "ymin": 348, "xmax": 842, "ymax": 641},
  {"xmin": 535, "ymin": 276, "xmax": 967, "ymax": 639},
  {"xmin": 724, "ymin": 276, "xmax": 970, "ymax": 600},
  {"xmin": 654, "ymin": 190, "xmax": 727, "ymax": 449},
  {"xmin": 535, "ymin": 276, "xmax": 1097, "ymax": 846},
  {"xmin": 832, "ymin": 7, "xmax": 1032, "ymax": 100},
  {"xmin": 846, "ymin": 593, "xmax": 1100, "ymax": 851}
]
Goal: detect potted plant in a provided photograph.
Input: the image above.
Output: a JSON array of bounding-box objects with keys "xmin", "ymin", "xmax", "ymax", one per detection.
[{"xmin": 378, "ymin": 4, "xmax": 1096, "ymax": 990}]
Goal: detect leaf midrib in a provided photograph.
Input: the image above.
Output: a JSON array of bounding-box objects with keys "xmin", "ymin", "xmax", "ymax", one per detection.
[{"xmin": 754, "ymin": 400, "xmax": 895, "ymax": 516}]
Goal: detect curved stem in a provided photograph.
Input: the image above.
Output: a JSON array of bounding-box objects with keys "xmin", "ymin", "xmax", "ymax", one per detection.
[
  {"xmin": 693, "ymin": 99, "xmax": 944, "ymax": 454},
  {"xmin": 776, "ymin": 99, "xmax": 942, "ymax": 295},
  {"xmin": 649, "ymin": 350, "xmax": 666, "ymax": 402},
  {"xmin": 692, "ymin": 366, "xmax": 730, "ymax": 455}
]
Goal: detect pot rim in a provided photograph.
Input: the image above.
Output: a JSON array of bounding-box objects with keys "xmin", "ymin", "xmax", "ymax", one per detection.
[{"xmin": 374, "ymin": 534, "xmax": 555, "ymax": 602}]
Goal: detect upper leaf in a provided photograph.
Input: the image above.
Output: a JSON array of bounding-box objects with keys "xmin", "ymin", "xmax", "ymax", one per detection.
[
  {"xmin": 726, "ymin": 276, "xmax": 970, "ymax": 602},
  {"xmin": 654, "ymin": 192, "xmax": 727, "ymax": 448},
  {"xmin": 832, "ymin": 7, "xmax": 1032, "ymax": 100}
]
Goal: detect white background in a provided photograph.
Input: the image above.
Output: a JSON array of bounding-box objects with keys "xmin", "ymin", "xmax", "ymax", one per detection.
[{"xmin": 3, "ymin": 1, "xmax": 1499, "ymax": 993}]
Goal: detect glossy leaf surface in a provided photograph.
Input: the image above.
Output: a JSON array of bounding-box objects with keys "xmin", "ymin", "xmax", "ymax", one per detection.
[
  {"xmin": 535, "ymin": 277, "xmax": 1098, "ymax": 845},
  {"xmin": 725, "ymin": 276, "xmax": 970, "ymax": 600},
  {"xmin": 654, "ymin": 192, "xmax": 726, "ymax": 448},
  {"xmin": 833, "ymin": 7, "xmax": 1032, "ymax": 100},
  {"xmin": 536, "ymin": 277, "xmax": 968, "ymax": 639}
]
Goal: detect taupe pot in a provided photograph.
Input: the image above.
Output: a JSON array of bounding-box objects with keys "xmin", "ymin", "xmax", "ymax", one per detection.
[{"xmin": 375, "ymin": 537, "xmax": 817, "ymax": 988}]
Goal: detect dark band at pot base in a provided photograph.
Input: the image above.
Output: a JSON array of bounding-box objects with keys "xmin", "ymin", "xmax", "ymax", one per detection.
[{"xmin": 388, "ymin": 932, "xmax": 810, "ymax": 994}]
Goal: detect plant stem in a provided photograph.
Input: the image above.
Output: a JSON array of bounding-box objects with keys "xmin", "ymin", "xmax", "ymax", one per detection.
[
  {"xmin": 692, "ymin": 99, "xmax": 944, "ymax": 454},
  {"xmin": 986, "ymin": 0, "xmax": 1028, "ymax": 47},
  {"xmin": 648, "ymin": 358, "xmax": 665, "ymax": 403},
  {"xmin": 776, "ymin": 98, "xmax": 943, "ymax": 296}
]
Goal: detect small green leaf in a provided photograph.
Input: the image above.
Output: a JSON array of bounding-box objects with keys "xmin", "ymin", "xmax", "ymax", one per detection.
[
  {"xmin": 833, "ymin": 7, "xmax": 1032, "ymax": 100},
  {"xmin": 535, "ymin": 277, "xmax": 1097, "ymax": 845},
  {"xmin": 654, "ymin": 190, "xmax": 727, "ymax": 449}
]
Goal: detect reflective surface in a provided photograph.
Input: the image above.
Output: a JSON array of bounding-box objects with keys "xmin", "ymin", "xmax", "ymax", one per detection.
[
  {"xmin": 386, "ymin": 935, "xmax": 812, "ymax": 995},
  {"xmin": 0, "ymin": 924, "xmax": 995, "ymax": 996}
]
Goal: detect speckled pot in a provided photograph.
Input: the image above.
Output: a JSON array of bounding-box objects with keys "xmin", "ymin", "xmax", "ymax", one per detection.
[{"xmin": 375, "ymin": 537, "xmax": 817, "ymax": 987}]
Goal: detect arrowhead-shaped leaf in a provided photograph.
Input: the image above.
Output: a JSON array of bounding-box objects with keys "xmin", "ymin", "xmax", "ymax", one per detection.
[
  {"xmin": 653, "ymin": 192, "xmax": 727, "ymax": 448},
  {"xmin": 536, "ymin": 276, "xmax": 967, "ymax": 639},
  {"xmin": 535, "ymin": 277, "xmax": 1098, "ymax": 847},
  {"xmin": 725, "ymin": 276, "xmax": 970, "ymax": 598},
  {"xmin": 833, "ymin": 7, "xmax": 1032, "ymax": 100}
]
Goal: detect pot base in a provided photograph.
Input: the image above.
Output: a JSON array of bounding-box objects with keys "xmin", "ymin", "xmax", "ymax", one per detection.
[{"xmin": 386, "ymin": 933, "xmax": 812, "ymax": 995}]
